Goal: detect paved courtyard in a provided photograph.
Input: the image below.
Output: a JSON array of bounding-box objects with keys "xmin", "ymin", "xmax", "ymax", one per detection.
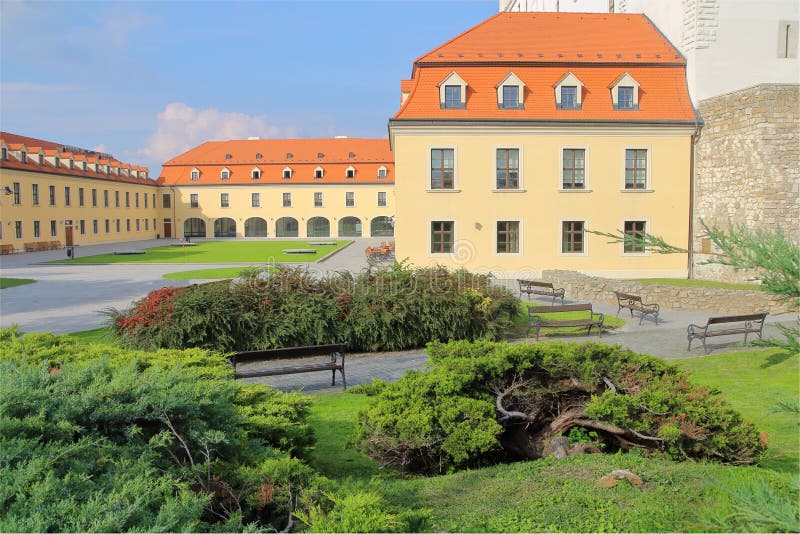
[{"xmin": 1, "ymin": 237, "xmax": 792, "ymax": 395}]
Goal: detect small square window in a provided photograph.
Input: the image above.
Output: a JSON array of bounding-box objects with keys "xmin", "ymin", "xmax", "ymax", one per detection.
[
  {"xmin": 378, "ymin": 167, "xmax": 387, "ymax": 179},
  {"xmin": 346, "ymin": 168, "xmax": 355, "ymax": 179},
  {"xmin": 560, "ymin": 86, "xmax": 579, "ymax": 109},
  {"xmin": 501, "ymin": 86, "xmax": 521, "ymax": 109},
  {"xmin": 221, "ymin": 170, "xmax": 230, "ymax": 180},
  {"xmin": 624, "ymin": 221, "xmax": 647, "ymax": 253},
  {"xmin": 283, "ymin": 169, "xmax": 292, "ymax": 179},
  {"xmin": 252, "ymin": 170, "xmax": 261, "ymax": 180},
  {"xmin": 617, "ymin": 86, "xmax": 635, "ymax": 110},
  {"xmin": 444, "ymin": 85, "xmax": 463, "ymax": 109},
  {"xmin": 191, "ymin": 170, "xmax": 200, "ymax": 181},
  {"xmin": 562, "ymin": 221, "xmax": 585, "ymax": 253},
  {"xmin": 315, "ymin": 169, "xmax": 323, "ymax": 179},
  {"xmin": 496, "ymin": 221, "xmax": 519, "ymax": 253},
  {"xmin": 431, "ymin": 221, "xmax": 454, "ymax": 253}
]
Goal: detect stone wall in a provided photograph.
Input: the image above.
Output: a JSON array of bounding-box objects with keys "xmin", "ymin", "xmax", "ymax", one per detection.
[
  {"xmin": 541, "ymin": 270, "xmax": 792, "ymax": 315},
  {"xmin": 693, "ymin": 83, "xmax": 799, "ymax": 282}
]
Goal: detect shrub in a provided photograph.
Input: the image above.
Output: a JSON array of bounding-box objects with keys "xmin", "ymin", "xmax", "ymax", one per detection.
[
  {"xmin": 110, "ymin": 264, "xmax": 519, "ymax": 353},
  {"xmin": 0, "ymin": 328, "xmax": 315, "ymax": 532},
  {"xmin": 356, "ymin": 340, "xmax": 766, "ymax": 474}
]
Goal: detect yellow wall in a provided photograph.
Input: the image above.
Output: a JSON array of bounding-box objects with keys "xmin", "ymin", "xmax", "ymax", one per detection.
[
  {"xmin": 165, "ymin": 184, "xmax": 394, "ymax": 238},
  {"xmin": 391, "ymin": 127, "xmax": 693, "ymax": 278},
  {"xmin": 0, "ymin": 168, "xmax": 161, "ymax": 249}
]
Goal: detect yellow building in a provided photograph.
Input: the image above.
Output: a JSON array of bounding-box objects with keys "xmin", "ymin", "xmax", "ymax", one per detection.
[
  {"xmin": 389, "ymin": 13, "xmax": 699, "ymax": 278},
  {"xmin": 0, "ymin": 132, "xmax": 159, "ymax": 253},
  {"xmin": 157, "ymin": 138, "xmax": 395, "ymax": 239}
]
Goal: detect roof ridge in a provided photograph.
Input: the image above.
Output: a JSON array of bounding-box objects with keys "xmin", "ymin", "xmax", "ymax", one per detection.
[{"xmin": 413, "ymin": 12, "xmax": 505, "ymax": 65}]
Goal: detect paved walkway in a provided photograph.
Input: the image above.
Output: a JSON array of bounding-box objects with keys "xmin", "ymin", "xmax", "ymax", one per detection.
[{"xmin": 1, "ymin": 238, "xmax": 792, "ymax": 394}]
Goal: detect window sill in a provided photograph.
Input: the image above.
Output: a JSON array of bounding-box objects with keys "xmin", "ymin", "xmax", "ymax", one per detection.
[
  {"xmin": 492, "ymin": 188, "xmax": 526, "ymax": 193},
  {"xmin": 558, "ymin": 189, "xmax": 592, "ymax": 193},
  {"xmin": 622, "ymin": 252, "xmax": 650, "ymax": 257},
  {"xmin": 620, "ymin": 189, "xmax": 654, "ymax": 193},
  {"xmin": 426, "ymin": 189, "xmax": 461, "ymax": 193}
]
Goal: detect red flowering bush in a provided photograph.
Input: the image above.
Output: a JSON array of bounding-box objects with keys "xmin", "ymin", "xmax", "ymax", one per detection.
[{"xmin": 116, "ymin": 286, "xmax": 181, "ymax": 334}]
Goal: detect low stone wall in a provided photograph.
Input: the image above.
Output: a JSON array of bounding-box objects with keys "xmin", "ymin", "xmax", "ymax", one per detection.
[{"xmin": 541, "ymin": 270, "xmax": 792, "ymax": 315}]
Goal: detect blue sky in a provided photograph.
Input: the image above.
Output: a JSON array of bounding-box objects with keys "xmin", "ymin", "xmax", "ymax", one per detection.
[{"xmin": 1, "ymin": 0, "xmax": 496, "ymax": 175}]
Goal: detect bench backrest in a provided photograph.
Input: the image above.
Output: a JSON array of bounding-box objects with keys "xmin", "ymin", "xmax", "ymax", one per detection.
[
  {"xmin": 707, "ymin": 313, "xmax": 767, "ymax": 325},
  {"xmin": 230, "ymin": 342, "xmax": 347, "ymax": 365},
  {"xmin": 614, "ymin": 291, "xmax": 642, "ymax": 303},
  {"xmin": 529, "ymin": 303, "xmax": 592, "ymax": 315},
  {"xmin": 518, "ymin": 279, "xmax": 553, "ymax": 289}
]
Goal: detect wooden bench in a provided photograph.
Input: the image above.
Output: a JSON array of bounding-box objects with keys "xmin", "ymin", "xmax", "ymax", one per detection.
[
  {"xmin": 613, "ymin": 291, "xmax": 660, "ymax": 325},
  {"xmin": 0, "ymin": 244, "xmax": 15, "ymax": 255},
  {"xmin": 49, "ymin": 240, "xmax": 62, "ymax": 250},
  {"xmin": 527, "ymin": 303, "xmax": 605, "ymax": 341},
  {"xmin": 517, "ymin": 279, "xmax": 565, "ymax": 304},
  {"xmin": 229, "ymin": 342, "xmax": 347, "ymax": 389},
  {"xmin": 24, "ymin": 242, "xmax": 38, "ymax": 252},
  {"xmin": 687, "ymin": 313, "xmax": 768, "ymax": 353}
]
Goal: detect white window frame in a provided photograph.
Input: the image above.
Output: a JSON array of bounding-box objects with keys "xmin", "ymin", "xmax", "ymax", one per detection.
[
  {"xmin": 282, "ymin": 192, "xmax": 292, "ymax": 207},
  {"xmin": 377, "ymin": 191, "xmax": 387, "ymax": 207},
  {"xmin": 620, "ymin": 218, "xmax": 651, "ymax": 256},
  {"xmin": 190, "ymin": 168, "xmax": 200, "ymax": 181},
  {"xmin": 553, "ymin": 72, "xmax": 584, "ymax": 109},
  {"xmin": 377, "ymin": 166, "xmax": 388, "ymax": 179},
  {"xmin": 220, "ymin": 167, "xmax": 231, "ymax": 181},
  {"xmin": 345, "ymin": 166, "xmax": 356, "ymax": 179},
  {"xmin": 313, "ymin": 192, "xmax": 323, "ymax": 207},
  {"xmin": 558, "ymin": 218, "xmax": 589, "ymax": 257},
  {"xmin": 492, "ymin": 145, "xmax": 524, "ymax": 192},
  {"xmin": 559, "ymin": 145, "xmax": 591, "ymax": 192},
  {"xmin": 437, "ymin": 71, "xmax": 468, "ymax": 109},
  {"xmin": 220, "ymin": 192, "xmax": 229, "ymax": 208},
  {"xmin": 251, "ymin": 192, "xmax": 261, "ymax": 208},
  {"xmin": 345, "ymin": 191, "xmax": 355, "ymax": 207},
  {"xmin": 427, "ymin": 146, "xmax": 459, "ymax": 192},
  {"xmin": 494, "ymin": 219, "xmax": 523, "ymax": 257},
  {"xmin": 621, "ymin": 146, "xmax": 653, "ymax": 192},
  {"xmin": 314, "ymin": 166, "xmax": 324, "ymax": 179},
  {"xmin": 610, "ymin": 72, "xmax": 640, "ymax": 110},
  {"xmin": 251, "ymin": 167, "xmax": 262, "ymax": 180},
  {"xmin": 496, "ymin": 72, "xmax": 525, "ymax": 109},
  {"xmin": 428, "ymin": 219, "xmax": 457, "ymax": 257},
  {"xmin": 282, "ymin": 166, "xmax": 293, "ymax": 179}
]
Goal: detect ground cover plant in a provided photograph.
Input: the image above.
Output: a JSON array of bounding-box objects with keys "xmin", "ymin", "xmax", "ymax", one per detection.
[
  {"xmin": 48, "ymin": 240, "xmax": 349, "ymax": 264},
  {"xmin": 163, "ymin": 266, "xmax": 272, "ymax": 280},
  {"xmin": 109, "ymin": 264, "xmax": 519, "ymax": 352},
  {"xmin": 632, "ymin": 278, "xmax": 764, "ymax": 291},
  {"xmin": 356, "ymin": 341, "xmax": 766, "ymax": 474},
  {"xmin": 0, "ymin": 277, "xmax": 36, "ymax": 289},
  {"xmin": 0, "ymin": 328, "xmax": 315, "ymax": 532}
]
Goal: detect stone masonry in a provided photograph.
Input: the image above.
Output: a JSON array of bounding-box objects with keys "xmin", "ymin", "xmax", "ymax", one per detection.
[
  {"xmin": 542, "ymin": 270, "xmax": 792, "ymax": 315},
  {"xmin": 692, "ymin": 83, "xmax": 799, "ymax": 282}
]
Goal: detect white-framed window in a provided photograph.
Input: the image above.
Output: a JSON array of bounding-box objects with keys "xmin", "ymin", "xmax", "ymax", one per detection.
[
  {"xmin": 190, "ymin": 193, "xmax": 199, "ymax": 208},
  {"xmin": 252, "ymin": 167, "xmax": 261, "ymax": 180},
  {"xmin": 282, "ymin": 192, "xmax": 292, "ymax": 207},
  {"xmin": 554, "ymin": 72, "xmax": 584, "ymax": 110},
  {"xmin": 560, "ymin": 220, "xmax": 587, "ymax": 255},
  {"xmin": 282, "ymin": 167, "xmax": 292, "ymax": 179},
  {"xmin": 495, "ymin": 147, "xmax": 520, "ymax": 190},
  {"xmin": 496, "ymin": 72, "xmax": 525, "ymax": 109},
  {"xmin": 314, "ymin": 166, "xmax": 324, "ymax": 179},
  {"xmin": 377, "ymin": 191, "xmax": 387, "ymax": 207},
  {"xmin": 220, "ymin": 168, "xmax": 230, "ymax": 180},
  {"xmin": 429, "ymin": 148, "xmax": 456, "ymax": 190},
  {"xmin": 377, "ymin": 166, "xmax": 387, "ymax": 179},
  {"xmin": 610, "ymin": 73, "xmax": 640, "ymax": 110},
  {"xmin": 252, "ymin": 192, "xmax": 260, "ymax": 207},
  {"xmin": 430, "ymin": 220, "xmax": 455, "ymax": 254},
  {"xmin": 561, "ymin": 147, "xmax": 587, "ymax": 190},
  {"xmin": 20, "ymin": 151, "xmax": 27, "ymax": 164},
  {"xmin": 346, "ymin": 166, "xmax": 355, "ymax": 179},
  {"xmin": 314, "ymin": 192, "xmax": 323, "ymax": 207},
  {"xmin": 220, "ymin": 193, "xmax": 229, "ymax": 207},
  {"xmin": 496, "ymin": 220, "xmax": 521, "ymax": 254},
  {"xmin": 623, "ymin": 148, "xmax": 650, "ymax": 190},
  {"xmin": 190, "ymin": 169, "xmax": 200, "ymax": 181},
  {"xmin": 39, "ymin": 153, "xmax": 44, "ymax": 165},
  {"xmin": 33, "ymin": 220, "xmax": 40, "ymax": 238},
  {"xmin": 438, "ymin": 71, "xmax": 467, "ymax": 109},
  {"xmin": 345, "ymin": 192, "xmax": 354, "ymax": 207},
  {"xmin": 1, "ymin": 147, "xmax": 6, "ymax": 160}
]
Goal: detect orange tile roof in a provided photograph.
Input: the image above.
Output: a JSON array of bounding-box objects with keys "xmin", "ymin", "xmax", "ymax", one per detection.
[
  {"xmin": 395, "ymin": 12, "xmax": 696, "ymax": 123},
  {"xmin": 159, "ymin": 138, "xmax": 394, "ymax": 185}
]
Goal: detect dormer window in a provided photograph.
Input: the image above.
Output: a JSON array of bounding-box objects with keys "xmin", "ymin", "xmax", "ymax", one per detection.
[
  {"xmin": 438, "ymin": 71, "xmax": 467, "ymax": 109},
  {"xmin": 190, "ymin": 169, "xmax": 200, "ymax": 181},
  {"xmin": 21, "ymin": 151, "xmax": 27, "ymax": 164},
  {"xmin": 610, "ymin": 73, "xmax": 640, "ymax": 110},
  {"xmin": 251, "ymin": 168, "xmax": 261, "ymax": 180},
  {"xmin": 1, "ymin": 147, "xmax": 6, "ymax": 160},
  {"xmin": 82, "ymin": 161, "xmax": 87, "ymax": 171},
  {"xmin": 282, "ymin": 167, "xmax": 292, "ymax": 179},
  {"xmin": 69, "ymin": 159, "xmax": 74, "ymax": 169},
  {"xmin": 143, "ymin": 171, "xmax": 148, "ymax": 179},
  {"xmin": 346, "ymin": 166, "xmax": 355, "ymax": 179},
  {"xmin": 39, "ymin": 154, "xmax": 44, "ymax": 165},
  {"xmin": 554, "ymin": 72, "xmax": 584, "ymax": 110},
  {"xmin": 377, "ymin": 166, "xmax": 387, "ymax": 179},
  {"xmin": 220, "ymin": 168, "xmax": 230, "ymax": 180},
  {"xmin": 496, "ymin": 72, "xmax": 525, "ymax": 109},
  {"xmin": 314, "ymin": 166, "xmax": 324, "ymax": 179},
  {"xmin": 54, "ymin": 156, "xmax": 60, "ymax": 168}
]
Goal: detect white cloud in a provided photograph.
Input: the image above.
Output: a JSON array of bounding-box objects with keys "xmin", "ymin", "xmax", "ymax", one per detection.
[{"xmin": 139, "ymin": 103, "xmax": 299, "ymax": 164}]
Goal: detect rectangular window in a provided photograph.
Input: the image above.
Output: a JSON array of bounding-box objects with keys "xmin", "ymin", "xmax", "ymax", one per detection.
[
  {"xmin": 431, "ymin": 221, "xmax": 454, "ymax": 253},
  {"xmin": 501, "ymin": 85, "xmax": 520, "ymax": 109},
  {"xmin": 79, "ymin": 220, "xmax": 85, "ymax": 235},
  {"xmin": 50, "ymin": 220, "xmax": 57, "ymax": 237},
  {"xmin": 190, "ymin": 194, "xmax": 199, "ymax": 208},
  {"xmin": 560, "ymin": 86, "xmax": 578, "ymax": 109},
  {"xmin": 115, "ymin": 191, "xmax": 120, "ymax": 207},
  {"xmin": 378, "ymin": 167, "xmax": 387, "ymax": 179},
  {"xmin": 221, "ymin": 170, "xmax": 230, "ymax": 180},
  {"xmin": 105, "ymin": 219, "xmax": 110, "ymax": 233},
  {"xmin": 104, "ymin": 190, "xmax": 109, "ymax": 207},
  {"xmin": 191, "ymin": 170, "xmax": 199, "ymax": 181},
  {"xmin": 430, "ymin": 148, "xmax": 454, "ymax": 189},
  {"xmin": 562, "ymin": 149, "xmax": 586, "ymax": 189},
  {"xmin": 64, "ymin": 186, "xmax": 71, "ymax": 206},
  {"xmin": 625, "ymin": 149, "xmax": 648, "ymax": 189},
  {"xmin": 30, "ymin": 183, "xmax": 39, "ymax": 205},
  {"xmin": 12, "ymin": 182, "xmax": 20, "ymax": 205},
  {"xmin": 561, "ymin": 221, "xmax": 585, "ymax": 253},
  {"xmin": 125, "ymin": 192, "xmax": 130, "ymax": 207},
  {"xmin": 251, "ymin": 192, "xmax": 260, "ymax": 207},
  {"xmin": 91, "ymin": 188, "xmax": 97, "ymax": 207},
  {"xmin": 252, "ymin": 169, "xmax": 261, "ymax": 180},
  {"xmin": 377, "ymin": 192, "xmax": 387, "ymax": 207},
  {"xmin": 126, "ymin": 219, "xmax": 130, "ymax": 232},
  {"xmin": 314, "ymin": 192, "xmax": 323, "ymax": 207},
  {"xmin": 345, "ymin": 192, "xmax": 354, "ymax": 207},
  {"xmin": 49, "ymin": 185, "xmax": 56, "ymax": 206},
  {"xmin": 282, "ymin": 192, "xmax": 292, "ymax": 207},
  {"xmin": 78, "ymin": 187, "xmax": 85, "ymax": 207},
  {"xmin": 33, "ymin": 220, "xmax": 40, "ymax": 238},
  {"xmin": 162, "ymin": 194, "xmax": 171, "ymax": 208},
  {"xmin": 1, "ymin": 147, "xmax": 6, "ymax": 160},
  {"xmin": 116, "ymin": 219, "xmax": 120, "ymax": 233},
  {"xmin": 617, "ymin": 86, "xmax": 634, "ymax": 109},
  {"xmin": 136, "ymin": 219, "xmax": 140, "ymax": 232},
  {"xmin": 220, "ymin": 193, "xmax": 229, "ymax": 208},
  {"xmin": 144, "ymin": 193, "xmax": 148, "ymax": 208},
  {"xmin": 15, "ymin": 221, "xmax": 22, "ymax": 239},
  {"xmin": 444, "ymin": 85, "xmax": 462, "ymax": 108},
  {"xmin": 624, "ymin": 221, "xmax": 647, "ymax": 253},
  {"xmin": 135, "ymin": 192, "xmax": 139, "ymax": 208},
  {"xmin": 93, "ymin": 220, "xmax": 98, "ymax": 234},
  {"xmin": 145, "ymin": 218, "xmax": 149, "ymax": 231},
  {"xmin": 283, "ymin": 169, "xmax": 292, "ymax": 179},
  {"xmin": 496, "ymin": 148, "xmax": 519, "ymax": 189},
  {"xmin": 152, "ymin": 193, "xmax": 155, "ymax": 208},
  {"xmin": 496, "ymin": 221, "xmax": 520, "ymax": 253}
]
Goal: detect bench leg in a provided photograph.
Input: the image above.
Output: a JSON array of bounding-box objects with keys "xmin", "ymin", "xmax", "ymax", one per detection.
[
  {"xmin": 687, "ymin": 336, "xmax": 693, "ymax": 350},
  {"xmin": 743, "ymin": 332, "xmax": 748, "ymax": 346},
  {"xmin": 535, "ymin": 324, "xmax": 541, "ymax": 341},
  {"xmin": 331, "ymin": 369, "xmax": 336, "ymax": 386},
  {"xmin": 340, "ymin": 367, "xmax": 347, "ymax": 390},
  {"xmin": 702, "ymin": 337, "xmax": 709, "ymax": 354}
]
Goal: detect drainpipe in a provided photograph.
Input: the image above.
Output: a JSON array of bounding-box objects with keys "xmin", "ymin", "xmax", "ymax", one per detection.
[{"xmin": 688, "ymin": 121, "xmax": 702, "ymax": 280}]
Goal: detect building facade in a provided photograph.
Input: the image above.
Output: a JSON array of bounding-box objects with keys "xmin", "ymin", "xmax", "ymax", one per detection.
[
  {"xmin": 390, "ymin": 12, "xmax": 698, "ymax": 278},
  {"xmin": 0, "ymin": 132, "xmax": 159, "ymax": 252},
  {"xmin": 157, "ymin": 138, "xmax": 395, "ymax": 240}
]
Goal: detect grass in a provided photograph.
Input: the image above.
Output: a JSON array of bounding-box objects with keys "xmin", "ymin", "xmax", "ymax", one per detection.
[
  {"xmin": 511, "ymin": 300, "xmax": 625, "ymax": 338},
  {"xmin": 66, "ymin": 327, "xmax": 115, "ymax": 345},
  {"xmin": 633, "ymin": 278, "xmax": 763, "ymax": 291},
  {"xmin": 163, "ymin": 266, "xmax": 277, "ymax": 280},
  {"xmin": 0, "ymin": 277, "xmax": 36, "ymax": 289},
  {"xmin": 304, "ymin": 346, "xmax": 799, "ymax": 532},
  {"xmin": 47, "ymin": 240, "xmax": 350, "ymax": 264}
]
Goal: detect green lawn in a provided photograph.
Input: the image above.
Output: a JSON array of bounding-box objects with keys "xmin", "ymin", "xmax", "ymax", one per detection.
[
  {"xmin": 66, "ymin": 327, "xmax": 115, "ymax": 345},
  {"xmin": 512, "ymin": 300, "xmax": 625, "ymax": 338},
  {"xmin": 633, "ymin": 278, "xmax": 763, "ymax": 291},
  {"xmin": 47, "ymin": 240, "xmax": 350, "ymax": 264},
  {"xmin": 0, "ymin": 277, "xmax": 36, "ymax": 289},
  {"xmin": 163, "ymin": 266, "xmax": 277, "ymax": 280}
]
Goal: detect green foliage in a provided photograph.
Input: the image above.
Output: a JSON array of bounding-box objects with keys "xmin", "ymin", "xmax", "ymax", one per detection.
[
  {"xmin": 0, "ymin": 277, "xmax": 36, "ymax": 289},
  {"xmin": 0, "ymin": 328, "xmax": 315, "ymax": 532},
  {"xmin": 111, "ymin": 264, "xmax": 520, "ymax": 353},
  {"xmin": 297, "ymin": 490, "xmax": 410, "ymax": 533},
  {"xmin": 357, "ymin": 341, "xmax": 765, "ymax": 474},
  {"xmin": 703, "ymin": 473, "xmax": 800, "ymax": 532}
]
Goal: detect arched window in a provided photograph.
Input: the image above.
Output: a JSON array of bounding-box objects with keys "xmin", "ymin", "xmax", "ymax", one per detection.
[
  {"xmin": 338, "ymin": 216, "xmax": 362, "ymax": 237},
  {"xmin": 183, "ymin": 217, "xmax": 206, "ymax": 238},
  {"xmin": 244, "ymin": 217, "xmax": 267, "ymax": 237},
  {"xmin": 306, "ymin": 217, "xmax": 330, "ymax": 237},
  {"xmin": 214, "ymin": 217, "xmax": 236, "ymax": 237},
  {"xmin": 370, "ymin": 216, "xmax": 394, "ymax": 237},
  {"xmin": 275, "ymin": 217, "xmax": 299, "ymax": 237}
]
